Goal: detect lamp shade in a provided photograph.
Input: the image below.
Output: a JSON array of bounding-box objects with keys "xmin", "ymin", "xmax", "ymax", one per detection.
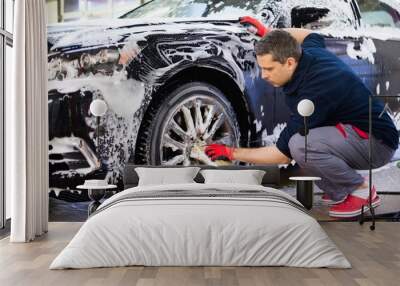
[
  {"xmin": 297, "ymin": 99, "xmax": 314, "ymax": 117},
  {"xmin": 90, "ymin": 99, "xmax": 108, "ymax": 117}
]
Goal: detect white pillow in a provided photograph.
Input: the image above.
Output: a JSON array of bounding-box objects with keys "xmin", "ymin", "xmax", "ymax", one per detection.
[
  {"xmin": 200, "ymin": 169, "xmax": 266, "ymax": 185},
  {"xmin": 135, "ymin": 167, "xmax": 200, "ymax": 186}
]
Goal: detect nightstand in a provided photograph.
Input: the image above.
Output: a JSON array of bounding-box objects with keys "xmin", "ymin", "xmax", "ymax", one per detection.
[
  {"xmin": 289, "ymin": 176, "xmax": 321, "ymax": 210},
  {"xmin": 76, "ymin": 183, "xmax": 117, "ymax": 216}
]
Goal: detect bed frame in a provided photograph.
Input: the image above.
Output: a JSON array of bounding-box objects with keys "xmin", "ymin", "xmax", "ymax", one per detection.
[{"xmin": 123, "ymin": 164, "xmax": 281, "ymax": 190}]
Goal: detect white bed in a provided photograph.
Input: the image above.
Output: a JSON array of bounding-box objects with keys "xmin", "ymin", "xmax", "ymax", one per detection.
[{"xmin": 50, "ymin": 182, "xmax": 351, "ymax": 269}]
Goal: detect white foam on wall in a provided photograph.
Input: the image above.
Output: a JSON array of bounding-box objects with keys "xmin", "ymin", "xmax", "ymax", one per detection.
[
  {"xmin": 48, "ymin": 71, "xmax": 145, "ymax": 118},
  {"xmin": 253, "ymin": 119, "xmax": 262, "ymax": 133},
  {"xmin": 261, "ymin": 123, "xmax": 287, "ymax": 146},
  {"xmin": 346, "ymin": 38, "xmax": 377, "ymax": 64}
]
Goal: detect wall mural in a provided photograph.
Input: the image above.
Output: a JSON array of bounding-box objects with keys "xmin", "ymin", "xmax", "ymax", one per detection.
[{"xmin": 47, "ymin": 0, "xmax": 400, "ymax": 202}]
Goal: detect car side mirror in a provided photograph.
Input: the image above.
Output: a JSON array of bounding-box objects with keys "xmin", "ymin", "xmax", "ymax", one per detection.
[{"xmin": 291, "ymin": 6, "xmax": 330, "ymax": 29}]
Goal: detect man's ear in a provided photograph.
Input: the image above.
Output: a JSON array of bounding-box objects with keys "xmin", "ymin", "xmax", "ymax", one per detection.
[{"xmin": 286, "ymin": 57, "xmax": 297, "ymax": 70}]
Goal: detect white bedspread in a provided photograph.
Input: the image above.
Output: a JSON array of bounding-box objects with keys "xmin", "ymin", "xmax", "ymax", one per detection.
[{"xmin": 50, "ymin": 183, "xmax": 351, "ymax": 269}]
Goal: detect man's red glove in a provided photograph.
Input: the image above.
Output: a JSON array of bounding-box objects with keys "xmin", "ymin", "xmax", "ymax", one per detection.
[
  {"xmin": 239, "ymin": 16, "xmax": 269, "ymax": 37},
  {"xmin": 205, "ymin": 144, "xmax": 235, "ymax": 161}
]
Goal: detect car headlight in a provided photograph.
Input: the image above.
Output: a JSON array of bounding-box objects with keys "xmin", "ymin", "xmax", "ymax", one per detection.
[
  {"xmin": 48, "ymin": 57, "xmax": 80, "ymax": 80},
  {"xmin": 79, "ymin": 49, "xmax": 121, "ymax": 72},
  {"xmin": 49, "ymin": 48, "xmax": 125, "ymax": 81},
  {"xmin": 48, "ymin": 42, "xmax": 141, "ymax": 81}
]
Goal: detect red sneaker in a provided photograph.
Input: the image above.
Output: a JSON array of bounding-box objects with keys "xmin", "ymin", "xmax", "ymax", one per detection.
[
  {"xmin": 329, "ymin": 186, "xmax": 380, "ymax": 218},
  {"xmin": 321, "ymin": 194, "xmax": 347, "ymax": 205}
]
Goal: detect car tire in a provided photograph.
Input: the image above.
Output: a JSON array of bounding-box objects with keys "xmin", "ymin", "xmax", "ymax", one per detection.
[{"xmin": 135, "ymin": 81, "xmax": 241, "ymax": 166}]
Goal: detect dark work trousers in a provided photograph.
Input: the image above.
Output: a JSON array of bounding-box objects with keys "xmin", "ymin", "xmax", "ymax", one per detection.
[{"xmin": 288, "ymin": 124, "xmax": 396, "ymax": 201}]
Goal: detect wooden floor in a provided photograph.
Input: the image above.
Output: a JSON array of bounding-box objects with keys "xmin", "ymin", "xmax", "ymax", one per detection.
[{"xmin": 0, "ymin": 222, "xmax": 399, "ymax": 286}]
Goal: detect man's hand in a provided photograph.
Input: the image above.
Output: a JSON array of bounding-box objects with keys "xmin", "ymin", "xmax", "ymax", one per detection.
[
  {"xmin": 205, "ymin": 144, "xmax": 235, "ymax": 161},
  {"xmin": 239, "ymin": 16, "xmax": 269, "ymax": 37}
]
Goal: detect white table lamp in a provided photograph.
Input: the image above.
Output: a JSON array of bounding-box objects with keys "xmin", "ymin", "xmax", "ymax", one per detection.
[
  {"xmin": 90, "ymin": 99, "xmax": 108, "ymax": 117},
  {"xmin": 89, "ymin": 99, "xmax": 108, "ymax": 154},
  {"xmin": 297, "ymin": 99, "xmax": 315, "ymax": 162}
]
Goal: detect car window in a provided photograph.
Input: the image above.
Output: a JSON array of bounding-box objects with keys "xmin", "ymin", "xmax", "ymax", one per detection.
[
  {"xmin": 358, "ymin": 0, "xmax": 400, "ymax": 28},
  {"xmin": 258, "ymin": 0, "xmax": 357, "ymax": 29},
  {"xmin": 121, "ymin": 0, "xmax": 265, "ymax": 19}
]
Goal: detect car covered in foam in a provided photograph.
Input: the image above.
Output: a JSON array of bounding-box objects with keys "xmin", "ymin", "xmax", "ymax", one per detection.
[{"xmin": 47, "ymin": 0, "xmax": 400, "ymax": 198}]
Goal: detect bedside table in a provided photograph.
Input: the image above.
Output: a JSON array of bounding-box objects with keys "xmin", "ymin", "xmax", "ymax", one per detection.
[
  {"xmin": 76, "ymin": 184, "xmax": 117, "ymax": 216},
  {"xmin": 289, "ymin": 176, "xmax": 321, "ymax": 210}
]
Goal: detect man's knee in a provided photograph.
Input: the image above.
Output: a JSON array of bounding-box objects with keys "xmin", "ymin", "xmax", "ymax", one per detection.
[{"xmin": 288, "ymin": 132, "xmax": 329, "ymax": 164}]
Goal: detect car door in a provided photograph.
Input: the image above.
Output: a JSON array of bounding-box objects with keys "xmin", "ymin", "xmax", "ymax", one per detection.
[{"xmin": 356, "ymin": 0, "xmax": 400, "ymax": 133}]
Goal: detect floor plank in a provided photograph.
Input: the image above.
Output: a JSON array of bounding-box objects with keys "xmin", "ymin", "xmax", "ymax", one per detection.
[{"xmin": 0, "ymin": 222, "xmax": 399, "ymax": 286}]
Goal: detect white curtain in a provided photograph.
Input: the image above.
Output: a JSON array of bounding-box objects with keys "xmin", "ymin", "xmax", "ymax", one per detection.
[{"xmin": 9, "ymin": 0, "xmax": 48, "ymax": 242}]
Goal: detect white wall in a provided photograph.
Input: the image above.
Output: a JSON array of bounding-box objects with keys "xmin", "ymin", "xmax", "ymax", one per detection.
[
  {"xmin": 5, "ymin": 45, "xmax": 12, "ymax": 220},
  {"xmin": 5, "ymin": 0, "xmax": 14, "ymax": 220}
]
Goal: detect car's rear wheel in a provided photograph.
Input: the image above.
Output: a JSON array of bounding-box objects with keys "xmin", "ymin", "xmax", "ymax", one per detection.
[{"xmin": 135, "ymin": 82, "xmax": 241, "ymax": 166}]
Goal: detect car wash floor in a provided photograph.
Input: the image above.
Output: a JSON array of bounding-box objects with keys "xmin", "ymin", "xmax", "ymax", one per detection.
[{"xmin": 49, "ymin": 162, "xmax": 400, "ymax": 223}]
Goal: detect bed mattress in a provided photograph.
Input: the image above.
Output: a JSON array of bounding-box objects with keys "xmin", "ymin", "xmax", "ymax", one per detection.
[{"xmin": 50, "ymin": 183, "xmax": 351, "ymax": 269}]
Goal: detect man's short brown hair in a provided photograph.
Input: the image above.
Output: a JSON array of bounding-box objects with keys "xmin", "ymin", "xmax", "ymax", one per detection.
[{"xmin": 255, "ymin": 30, "xmax": 302, "ymax": 63}]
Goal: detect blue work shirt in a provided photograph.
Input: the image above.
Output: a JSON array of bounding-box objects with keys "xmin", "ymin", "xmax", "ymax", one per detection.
[{"xmin": 276, "ymin": 33, "xmax": 398, "ymax": 159}]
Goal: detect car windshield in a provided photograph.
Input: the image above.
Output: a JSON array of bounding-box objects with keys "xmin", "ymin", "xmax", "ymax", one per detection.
[
  {"xmin": 121, "ymin": 0, "xmax": 265, "ymax": 19},
  {"xmin": 357, "ymin": 0, "xmax": 400, "ymax": 28}
]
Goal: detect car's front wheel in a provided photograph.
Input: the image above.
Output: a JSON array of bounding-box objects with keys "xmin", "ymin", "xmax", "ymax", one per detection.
[{"xmin": 135, "ymin": 82, "xmax": 241, "ymax": 166}]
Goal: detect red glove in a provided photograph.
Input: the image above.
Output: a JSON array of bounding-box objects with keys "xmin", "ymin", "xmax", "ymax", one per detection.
[
  {"xmin": 239, "ymin": 16, "xmax": 269, "ymax": 37},
  {"xmin": 205, "ymin": 144, "xmax": 235, "ymax": 161}
]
